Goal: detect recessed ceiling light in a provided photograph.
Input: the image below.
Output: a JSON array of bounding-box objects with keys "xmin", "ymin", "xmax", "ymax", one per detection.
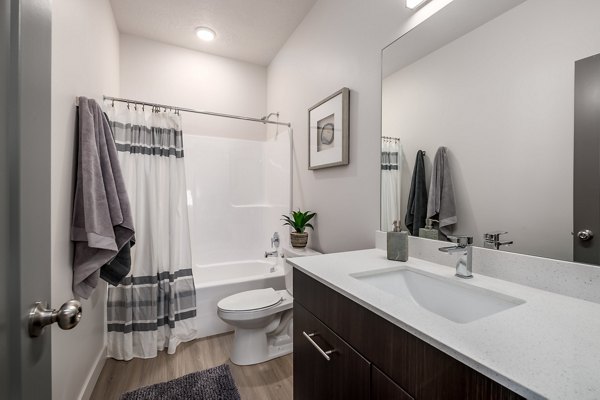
[
  {"xmin": 195, "ymin": 27, "xmax": 216, "ymax": 42},
  {"xmin": 406, "ymin": 0, "xmax": 431, "ymax": 9}
]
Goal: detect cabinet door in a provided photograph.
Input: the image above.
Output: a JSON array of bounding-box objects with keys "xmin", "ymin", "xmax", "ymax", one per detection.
[
  {"xmin": 372, "ymin": 366, "xmax": 414, "ymax": 400},
  {"xmin": 294, "ymin": 303, "xmax": 371, "ymax": 400}
]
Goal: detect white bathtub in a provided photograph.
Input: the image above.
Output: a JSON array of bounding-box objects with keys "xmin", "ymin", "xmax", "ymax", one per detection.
[{"xmin": 192, "ymin": 259, "xmax": 286, "ymax": 339}]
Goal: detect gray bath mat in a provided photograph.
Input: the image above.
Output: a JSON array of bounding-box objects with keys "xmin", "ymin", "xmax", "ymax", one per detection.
[{"xmin": 120, "ymin": 364, "xmax": 241, "ymax": 400}]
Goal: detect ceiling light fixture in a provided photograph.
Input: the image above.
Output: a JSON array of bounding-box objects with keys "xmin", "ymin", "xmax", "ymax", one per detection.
[
  {"xmin": 406, "ymin": 0, "xmax": 431, "ymax": 10},
  {"xmin": 195, "ymin": 27, "xmax": 216, "ymax": 42}
]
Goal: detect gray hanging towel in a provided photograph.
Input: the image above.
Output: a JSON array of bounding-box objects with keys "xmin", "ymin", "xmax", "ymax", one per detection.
[
  {"xmin": 405, "ymin": 150, "xmax": 428, "ymax": 236},
  {"xmin": 427, "ymin": 146, "xmax": 457, "ymax": 238},
  {"xmin": 71, "ymin": 97, "xmax": 135, "ymax": 299},
  {"xmin": 100, "ymin": 241, "xmax": 133, "ymax": 286}
]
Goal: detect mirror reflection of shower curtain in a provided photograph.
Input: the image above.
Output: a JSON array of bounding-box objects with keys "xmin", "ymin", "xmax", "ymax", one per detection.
[
  {"xmin": 381, "ymin": 138, "xmax": 402, "ymax": 232},
  {"xmin": 104, "ymin": 104, "xmax": 199, "ymax": 360}
]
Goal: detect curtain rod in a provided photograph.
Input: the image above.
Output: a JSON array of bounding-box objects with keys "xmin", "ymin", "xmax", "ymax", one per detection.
[{"xmin": 98, "ymin": 96, "xmax": 291, "ymax": 128}]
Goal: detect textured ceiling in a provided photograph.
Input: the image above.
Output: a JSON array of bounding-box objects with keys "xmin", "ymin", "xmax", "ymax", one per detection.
[{"xmin": 110, "ymin": 0, "xmax": 318, "ymax": 66}]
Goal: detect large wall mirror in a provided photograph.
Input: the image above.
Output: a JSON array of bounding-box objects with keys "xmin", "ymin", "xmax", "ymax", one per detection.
[{"xmin": 381, "ymin": 0, "xmax": 600, "ymax": 264}]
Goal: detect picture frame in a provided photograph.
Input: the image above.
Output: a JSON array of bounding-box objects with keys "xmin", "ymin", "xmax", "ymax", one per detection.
[{"xmin": 308, "ymin": 87, "xmax": 350, "ymax": 170}]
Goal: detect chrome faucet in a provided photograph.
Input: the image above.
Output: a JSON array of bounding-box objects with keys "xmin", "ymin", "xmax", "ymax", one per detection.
[
  {"xmin": 265, "ymin": 250, "xmax": 278, "ymax": 258},
  {"xmin": 271, "ymin": 232, "xmax": 280, "ymax": 249},
  {"xmin": 483, "ymin": 231, "xmax": 513, "ymax": 250},
  {"xmin": 265, "ymin": 232, "xmax": 280, "ymax": 259},
  {"xmin": 439, "ymin": 235, "xmax": 473, "ymax": 279}
]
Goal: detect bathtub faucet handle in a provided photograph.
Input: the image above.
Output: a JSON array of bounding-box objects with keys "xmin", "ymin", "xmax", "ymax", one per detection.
[
  {"xmin": 271, "ymin": 232, "xmax": 280, "ymax": 249},
  {"xmin": 265, "ymin": 250, "xmax": 278, "ymax": 258}
]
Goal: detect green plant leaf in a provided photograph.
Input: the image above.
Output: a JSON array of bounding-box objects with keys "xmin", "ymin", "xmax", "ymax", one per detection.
[{"xmin": 282, "ymin": 209, "xmax": 316, "ymax": 233}]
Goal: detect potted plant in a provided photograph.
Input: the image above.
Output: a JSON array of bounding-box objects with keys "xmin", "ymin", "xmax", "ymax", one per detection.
[{"xmin": 281, "ymin": 209, "xmax": 316, "ymax": 248}]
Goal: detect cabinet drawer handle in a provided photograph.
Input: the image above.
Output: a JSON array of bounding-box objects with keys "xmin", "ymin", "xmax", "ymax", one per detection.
[{"xmin": 303, "ymin": 331, "xmax": 336, "ymax": 361}]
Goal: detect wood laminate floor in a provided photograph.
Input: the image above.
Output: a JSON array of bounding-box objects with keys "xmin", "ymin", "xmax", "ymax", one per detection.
[{"xmin": 90, "ymin": 333, "xmax": 293, "ymax": 400}]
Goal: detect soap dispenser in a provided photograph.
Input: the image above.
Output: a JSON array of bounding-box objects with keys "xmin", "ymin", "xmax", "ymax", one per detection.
[
  {"xmin": 387, "ymin": 221, "xmax": 408, "ymax": 262},
  {"xmin": 419, "ymin": 218, "xmax": 440, "ymax": 240}
]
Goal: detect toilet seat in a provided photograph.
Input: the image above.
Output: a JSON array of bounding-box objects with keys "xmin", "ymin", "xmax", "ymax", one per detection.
[{"xmin": 218, "ymin": 288, "xmax": 283, "ymax": 312}]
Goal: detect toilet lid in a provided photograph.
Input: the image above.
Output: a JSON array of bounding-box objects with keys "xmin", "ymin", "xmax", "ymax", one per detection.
[{"xmin": 218, "ymin": 288, "xmax": 283, "ymax": 312}]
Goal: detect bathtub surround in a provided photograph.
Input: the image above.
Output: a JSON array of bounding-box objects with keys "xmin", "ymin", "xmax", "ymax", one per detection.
[
  {"xmin": 105, "ymin": 105, "xmax": 198, "ymax": 360},
  {"xmin": 184, "ymin": 134, "xmax": 291, "ymax": 266},
  {"xmin": 71, "ymin": 98, "xmax": 135, "ymax": 299}
]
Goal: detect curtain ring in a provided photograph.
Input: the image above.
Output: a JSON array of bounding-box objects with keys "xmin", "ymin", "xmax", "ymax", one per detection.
[
  {"xmin": 127, "ymin": 102, "xmax": 130, "ymax": 110},
  {"xmin": 111, "ymin": 99, "xmax": 115, "ymax": 108}
]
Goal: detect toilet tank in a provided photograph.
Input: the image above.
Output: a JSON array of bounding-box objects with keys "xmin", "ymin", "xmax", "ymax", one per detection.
[{"xmin": 282, "ymin": 246, "xmax": 322, "ymax": 296}]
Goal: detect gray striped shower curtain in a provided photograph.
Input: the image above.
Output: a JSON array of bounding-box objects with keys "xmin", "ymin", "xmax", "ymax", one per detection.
[{"xmin": 105, "ymin": 104, "xmax": 198, "ymax": 360}]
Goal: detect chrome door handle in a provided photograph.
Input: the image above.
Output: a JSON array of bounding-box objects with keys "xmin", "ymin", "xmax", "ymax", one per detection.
[
  {"xmin": 303, "ymin": 331, "xmax": 336, "ymax": 361},
  {"xmin": 577, "ymin": 229, "xmax": 594, "ymax": 241},
  {"xmin": 28, "ymin": 300, "xmax": 82, "ymax": 338}
]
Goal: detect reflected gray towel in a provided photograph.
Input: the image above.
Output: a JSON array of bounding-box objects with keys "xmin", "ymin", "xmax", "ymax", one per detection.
[
  {"xmin": 405, "ymin": 150, "xmax": 428, "ymax": 236},
  {"xmin": 71, "ymin": 97, "xmax": 135, "ymax": 299},
  {"xmin": 427, "ymin": 147, "xmax": 457, "ymax": 238}
]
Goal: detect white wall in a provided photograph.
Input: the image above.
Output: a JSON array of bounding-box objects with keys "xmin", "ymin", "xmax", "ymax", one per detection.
[
  {"xmin": 51, "ymin": 1, "xmax": 119, "ymax": 399},
  {"xmin": 119, "ymin": 34, "xmax": 268, "ymax": 141},
  {"xmin": 266, "ymin": 0, "xmax": 450, "ymax": 253},
  {"xmin": 382, "ymin": 0, "xmax": 600, "ymax": 261},
  {"xmin": 120, "ymin": 33, "xmax": 285, "ymax": 260}
]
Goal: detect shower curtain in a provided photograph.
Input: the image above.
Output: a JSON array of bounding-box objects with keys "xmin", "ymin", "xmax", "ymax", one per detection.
[
  {"xmin": 105, "ymin": 104, "xmax": 198, "ymax": 360},
  {"xmin": 381, "ymin": 138, "xmax": 402, "ymax": 232}
]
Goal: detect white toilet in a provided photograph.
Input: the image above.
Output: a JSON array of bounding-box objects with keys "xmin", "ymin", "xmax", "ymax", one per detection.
[{"xmin": 217, "ymin": 246, "xmax": 321, "ymax": 365}]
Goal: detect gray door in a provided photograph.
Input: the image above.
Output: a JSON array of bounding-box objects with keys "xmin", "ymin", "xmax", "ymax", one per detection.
[
  {"xmin": 574, "ymin": 53, "xmax": 600, "ymax": 264},
  {"xmin": 1, "ymin": 0, "xmax": 53, "ymax": 398}
]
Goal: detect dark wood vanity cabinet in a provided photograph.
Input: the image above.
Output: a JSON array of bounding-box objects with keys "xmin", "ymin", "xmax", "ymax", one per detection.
[
  {"xmin": 293, "ymin": 269, "xmax": 525, "ymax": 400},
  {"xmin": 294, "ymin": 303, "xmax": 371, "ymax": 400}
]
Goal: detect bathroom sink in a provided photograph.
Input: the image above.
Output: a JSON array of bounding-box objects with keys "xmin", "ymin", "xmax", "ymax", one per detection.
[{"xmin": 351, "ymin": 268, "xmax": 524, "ymax": 323}]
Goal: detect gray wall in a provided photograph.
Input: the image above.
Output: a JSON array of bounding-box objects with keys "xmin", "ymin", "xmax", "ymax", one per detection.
[
  {"xmin": 266, "ymin": 0, "xmax": 441, "ymax": 253},
  {"xmin": 119, "ymin": 34, "xmax": 268, "ymax": 141},
  {"xmin": 51, "ymin": 0, "xmax": 120, "ymax": 399}
]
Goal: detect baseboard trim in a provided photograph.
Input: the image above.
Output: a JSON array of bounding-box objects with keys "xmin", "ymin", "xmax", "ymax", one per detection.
[{"xmin": 78, "ymin": 345, "xmax": 107, "ymax": 400}]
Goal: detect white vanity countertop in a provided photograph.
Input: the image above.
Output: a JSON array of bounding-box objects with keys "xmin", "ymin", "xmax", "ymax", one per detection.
[{"xmin": 287, "ymin": 249, "xmax": 600, "ymax": 400}]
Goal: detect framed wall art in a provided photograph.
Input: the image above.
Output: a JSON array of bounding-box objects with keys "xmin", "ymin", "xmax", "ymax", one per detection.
[{"xmin": 308, "ymin": 87, "xmax": 350, "ymax": 170}]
